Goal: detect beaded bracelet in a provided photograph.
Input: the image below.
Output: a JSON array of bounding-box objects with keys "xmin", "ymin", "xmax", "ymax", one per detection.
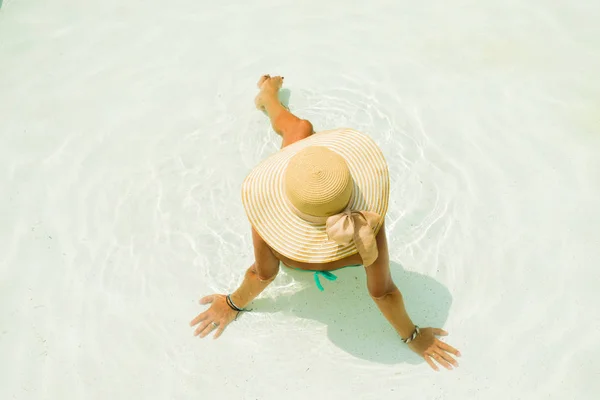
[{"xmin": 402, "ymin": 325, "xmax": 420, "ymax": 344}]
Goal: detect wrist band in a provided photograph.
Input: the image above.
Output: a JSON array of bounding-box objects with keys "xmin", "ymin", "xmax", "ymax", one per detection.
[
  {"xmin": 402, "ymin": 325, "xmax": 420, "ymax": 344},
  {"xmin": 226, "ymin": 294, "xmax": 252, "ymax": 313}
]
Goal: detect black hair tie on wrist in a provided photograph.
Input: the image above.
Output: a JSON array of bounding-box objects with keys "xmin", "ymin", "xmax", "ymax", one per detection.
[{"xmin": 226, "ymin": 294, "xmax": 252, "ymax": 320}]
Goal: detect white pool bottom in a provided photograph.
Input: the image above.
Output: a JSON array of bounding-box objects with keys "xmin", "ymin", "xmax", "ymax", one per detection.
[{"xmin": 1, "ymin": 0, "xmax": 599, "ymax": 399}]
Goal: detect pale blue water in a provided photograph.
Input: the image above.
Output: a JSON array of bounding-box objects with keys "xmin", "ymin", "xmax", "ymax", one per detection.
[{"xmin": 1, "ymin": 1, "xmax": 599, "ymax": 399}]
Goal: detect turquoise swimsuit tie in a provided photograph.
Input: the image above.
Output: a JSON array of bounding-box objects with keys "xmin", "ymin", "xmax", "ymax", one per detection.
[
  {"xmin": 313, "ymin": 271, "xmax": 338, "ymax": 291},
  {"xmin": 284, "ymin": 263, "xmax": 362, "ymax": 291}
]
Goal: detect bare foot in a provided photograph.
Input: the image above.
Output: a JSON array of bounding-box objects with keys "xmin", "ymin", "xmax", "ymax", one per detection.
[
  {"xmin": 255, "ymin": 75, "xmax": 284, "ymax": 110},
  {"xmin": 256, "ymin": 74, "xmax": 271, "ymax": 88}
]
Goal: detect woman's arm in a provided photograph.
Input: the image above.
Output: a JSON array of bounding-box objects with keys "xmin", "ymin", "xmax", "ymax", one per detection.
[
  {"xmin": 365, "ymin": 224, "xmax": 461, "ymax": 371},
  {"xmin": 365, "ymin": 224, "xmax": 417, "ymax": 338},
  {"xmin": 229, "ymin": 228, "xmax": 280, "ymax": 308},
  {"xmin": 189, "ymin": 228, "xmax": 279, "ymax": 338}
]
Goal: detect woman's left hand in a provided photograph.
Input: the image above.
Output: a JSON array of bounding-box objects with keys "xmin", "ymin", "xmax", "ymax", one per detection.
[
  {"xmin": 408, "ymin": 327, "xmax": 461, "ymax": 371},
  {"xmin": 189, "ymin": 294, "xmax": 239, "ymax": 339}
]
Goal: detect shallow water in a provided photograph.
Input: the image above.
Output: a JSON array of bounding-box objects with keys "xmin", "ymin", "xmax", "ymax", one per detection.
[{"xmin": 1, "ymin": 0, "xmax": 599, "ymax": 399}]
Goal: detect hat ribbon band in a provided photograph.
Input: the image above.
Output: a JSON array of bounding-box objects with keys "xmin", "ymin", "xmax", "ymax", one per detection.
[{"xmin": 285, "ymin": 198, "xmax": 381, "ymax": 266}]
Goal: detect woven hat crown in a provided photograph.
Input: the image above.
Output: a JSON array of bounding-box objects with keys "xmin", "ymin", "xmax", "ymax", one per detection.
[{"xmin": 284, "ymin": 146, "xmax": 354, "ymax": 217}]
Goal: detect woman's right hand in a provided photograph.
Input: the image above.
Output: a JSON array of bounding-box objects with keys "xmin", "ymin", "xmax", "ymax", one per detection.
[
  {"xmin": 189, "ymin": 294, "xmax": 239, "ymax": 339},
  {"xmin": 408, "ymin": 327, "xmax": 461, "ymax": 371}
]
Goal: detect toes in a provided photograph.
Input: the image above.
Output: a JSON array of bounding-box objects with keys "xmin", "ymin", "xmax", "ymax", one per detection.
[
  {"xmin": 257, "ymin": 74, "xmax": 271, "ymax": 88},
  {"xmin": 270, "ymin": 76, "xmax": 284, "ymax": 87}
]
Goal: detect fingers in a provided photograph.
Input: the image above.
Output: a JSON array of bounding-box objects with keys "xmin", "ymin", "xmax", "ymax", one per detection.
[
  {"xmin": 438, "ymin": 340, "xmax": 461, "ymax": 357},
  {"xmin": 189, "ymin": 312, "xmax": 208, "ymax": 327},
  {"xmin": 430, "ymin": 352, "xmax": 453, "ymax": 370},
  {"xmin": 199, "ymin": 295, "xmax": 215, "ymax": 305},
  {"xmin": 197, "ymin": 321, "xmax": 221, "ymax": 338},
  {"xmin": 423, "ymin": 339, "xmax": 460, "ymax": 371},
  {"xmin": 437, "ymin": 348, "xmax": 459, "ymax": 368},
  {"xmin": 199, "ymin": 322, "xmax": 216, "ymax": 338},
  {"xmin": 213, "ymin": 321, "xmax": 226, "ymax": 339},
  {"xmin": 193, "ymin": 317, "xmax": 217, "ymax": 337},
  {"xmin": 424, "ymin": 355, "xmax": 439, "ymax": 371},
  {"xmin": 194, "ymin": 320, "xmax": 211, "ymax": 336},
  {"xmin": 432, "ymin": 328, "xmax": 448, "ymax": 336}
]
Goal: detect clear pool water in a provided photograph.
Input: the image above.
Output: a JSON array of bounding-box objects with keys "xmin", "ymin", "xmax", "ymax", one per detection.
[{"xmin": 1, "ymin": 1, "xmax": 599, "ymax": 399}]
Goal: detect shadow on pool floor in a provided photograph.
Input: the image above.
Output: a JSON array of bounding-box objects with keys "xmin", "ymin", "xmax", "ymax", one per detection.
[{"xmin": 251, "ymin": 261, "xmax": 453, "ymax": 365}]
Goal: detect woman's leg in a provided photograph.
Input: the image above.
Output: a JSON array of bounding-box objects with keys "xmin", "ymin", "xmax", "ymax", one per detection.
[{"xmin": 255, "ymin": 75, "xmax": 314, "ymax": 148}]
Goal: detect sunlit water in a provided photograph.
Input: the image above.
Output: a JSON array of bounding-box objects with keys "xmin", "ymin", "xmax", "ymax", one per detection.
[{"xmin": 1, "ymin": 1, "xmax": 599, "ymax": 399}]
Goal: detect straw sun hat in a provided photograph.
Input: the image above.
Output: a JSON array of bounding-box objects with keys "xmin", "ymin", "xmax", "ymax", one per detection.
[{"xmin": 242, "ymin": 128, "xmax": 390, "ymax": 265}]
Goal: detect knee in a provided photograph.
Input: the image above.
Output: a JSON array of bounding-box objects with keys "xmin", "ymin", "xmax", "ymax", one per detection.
[{"xmin": 298, "ymin": 119, "xmax": 314, "ymax": 135}]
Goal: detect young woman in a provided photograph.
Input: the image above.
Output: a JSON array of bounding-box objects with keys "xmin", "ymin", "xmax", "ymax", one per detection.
[{"xmin": 190, "ymin": 75, "xmax": 460, "ymax": 371}]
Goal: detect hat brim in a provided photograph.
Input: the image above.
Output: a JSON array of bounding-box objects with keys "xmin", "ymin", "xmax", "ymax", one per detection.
[{"xmin": 242, "ymin": 128, "xmax": 390, "ymax": 263}]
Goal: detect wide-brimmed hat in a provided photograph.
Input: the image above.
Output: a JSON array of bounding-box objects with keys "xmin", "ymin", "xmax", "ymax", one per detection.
[{"xmin": 241, "ymin": 128, "xmax": 390, "ymax": 265}]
